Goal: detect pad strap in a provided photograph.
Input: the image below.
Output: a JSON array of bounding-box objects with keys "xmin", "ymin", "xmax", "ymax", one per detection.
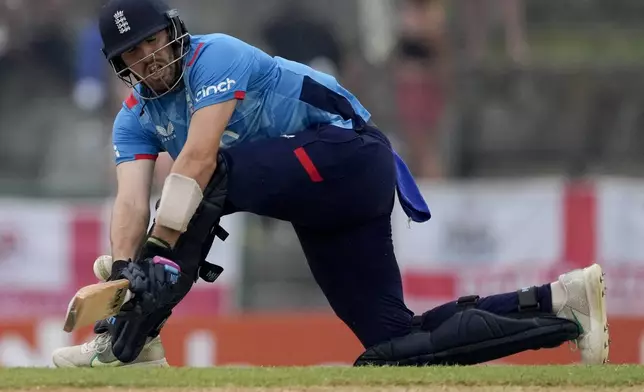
[
  {"xmin": 412, "ymin": 295, "xmax": 480, "ymax": 332},
  {"xmin": 517, "ymin": 286, "xmax": 540, "ymax": 312},
  {"xmin": 456, "ymin": 295, "xmax": 480, "ymax": 309}
]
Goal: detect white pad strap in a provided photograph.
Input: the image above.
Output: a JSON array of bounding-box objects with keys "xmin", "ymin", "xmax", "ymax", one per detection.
[{"xmin": 156, "ymin": 173, "xmax": 203, "ymax": 233}]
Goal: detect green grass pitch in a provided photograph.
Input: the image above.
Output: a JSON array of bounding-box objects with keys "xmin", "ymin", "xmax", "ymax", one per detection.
[{"xmin": 0, "ymin": 365, "xmax": 642, "ymax": 389}]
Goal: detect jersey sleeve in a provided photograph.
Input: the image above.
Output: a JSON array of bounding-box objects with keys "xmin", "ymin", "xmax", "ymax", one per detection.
[
  {"xmin": 112, "ymin": 108, "xmax": 162, "ymax": 166},
  {"xmin": 189, "ymin": 36, "xmax": 255, "ymax": 112}
]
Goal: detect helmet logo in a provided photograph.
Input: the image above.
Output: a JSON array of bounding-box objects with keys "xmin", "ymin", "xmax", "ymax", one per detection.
[{"xmin": 114, "ymin": 10, "xmax": 130, "ymax": 34}]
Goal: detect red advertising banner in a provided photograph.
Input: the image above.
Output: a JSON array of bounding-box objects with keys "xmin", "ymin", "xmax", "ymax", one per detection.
[{"xmin": 0, "ymin": 314, "xmax": 640, "ymax": 367}]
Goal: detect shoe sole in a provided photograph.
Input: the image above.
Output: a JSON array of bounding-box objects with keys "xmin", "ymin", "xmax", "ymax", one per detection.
[
  {"xmin": 54, "ymin": 357, "xmax": 169, "ymax": 369},
  {"xmin": 582, "ymin": 263, "xmax": 609, "ymax": 364},
  {"xmin": 121, "ymin": 358, "xmax": 169, "ymax": 368}
]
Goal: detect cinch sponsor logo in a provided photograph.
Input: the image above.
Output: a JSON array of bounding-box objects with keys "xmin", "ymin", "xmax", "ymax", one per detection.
[{"xmin": 195, "ymin": 78, "xmax": 236, "ymax": 102}]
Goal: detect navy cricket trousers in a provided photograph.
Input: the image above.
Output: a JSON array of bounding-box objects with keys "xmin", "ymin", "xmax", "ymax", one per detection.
[
  {"xmin": 218, "ymin": 124, "xmax": 556, "ymax": 349},
  {"xmin": 220, "ymin": 124, "xmax": 415, "ymax": 348}
]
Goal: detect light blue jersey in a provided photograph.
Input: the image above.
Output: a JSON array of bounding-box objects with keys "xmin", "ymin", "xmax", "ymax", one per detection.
[
  {"xmin": 111, "ymin": 32, "xmax": 430, "ymax": 223},
  {"xmin": 112, "ymin": 33, "xmax": 371, "ymax": 165}
]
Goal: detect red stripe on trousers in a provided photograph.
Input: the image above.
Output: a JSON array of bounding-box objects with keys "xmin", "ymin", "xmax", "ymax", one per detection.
[{"xmin": 294, "ymin": 147, "xmax": 323, "ymax": 182}]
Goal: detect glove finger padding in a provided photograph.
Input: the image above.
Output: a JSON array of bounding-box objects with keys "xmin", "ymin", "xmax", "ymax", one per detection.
[
  {"xmin": 110, "ymin": 308, "xmax": 172, "ymax": 363},
  {"xmin": 108, "ymin": 272, "xmax": 193, "ymax": 363},
  {"xmin": 119, "ymin": 256, "xmax": 182, "ymax": 315},
  {"xmin": 93, "ymin": 318, "xmax": 110, "ymax": 334},
  {"xmin": 108, "ymin": 259, "xmax": 130, "ymax": 282},
  {"xmin": 120, "ymin": 263, "xmax": 148, "ymax": 293},
  {"xmin": 109, "ymin": 256, "xmax": 181, "ymax": 363}
]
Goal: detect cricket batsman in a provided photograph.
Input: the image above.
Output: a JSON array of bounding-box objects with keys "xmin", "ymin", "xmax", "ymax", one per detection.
[{"xmin": 52, "ymin": 0, "xmax": 609, "ymax": 367}]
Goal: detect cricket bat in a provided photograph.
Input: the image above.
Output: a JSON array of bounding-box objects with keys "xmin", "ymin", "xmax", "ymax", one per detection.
[{"xmin": 63, "ymin": 279, "xmax": 132, "ymax": 333}]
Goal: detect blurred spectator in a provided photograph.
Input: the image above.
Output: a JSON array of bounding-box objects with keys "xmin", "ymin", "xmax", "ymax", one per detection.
[
  {"xmin": 73, "ymin": 20, "xmax": 108, "ymax": 113},
  {"xmin": 261, "ymin": 0, "xmax": 344, "ymax": 78},
  {"xmin": 0, "ymin": 0, "xmax": 75, "ymax": 189},
  {"xmin": 73, "ymin": 1, "xmax": 130, "ymax": 117},
  {"xmin": 257, "ymin": 0, "xmax": 348, "ymax": 234},
  {"xmin": 393, "ymin": 0, "xmax": 449, "ymax": 179},
  {"xmin": 2, "ymin": 0, "xmax": 643, "ymax": 196},
  {"xmin": 459, "ymin": 0, "xmax": 530, "ymax": 66}
]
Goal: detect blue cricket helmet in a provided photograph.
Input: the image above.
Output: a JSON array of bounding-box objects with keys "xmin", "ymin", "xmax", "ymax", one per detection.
[{"xmin": 98, "ymin": 0, "xmax": 190, "ymax": 98}]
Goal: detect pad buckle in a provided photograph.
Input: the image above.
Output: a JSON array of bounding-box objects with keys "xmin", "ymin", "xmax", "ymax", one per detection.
[
  {"xmin": 517, "ymin": 286, "xmax": 540, "ymax": 312},
  {"xmin": 456, "ymin": 295, "xmax": 480, "ymax": 309},
  {"xmin": 411, "ymin": 315, "xmax": 423, "ymax": 332}
]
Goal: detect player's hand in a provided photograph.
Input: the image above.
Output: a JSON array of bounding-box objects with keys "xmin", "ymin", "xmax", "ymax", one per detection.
[
  {"xmin": 118, "ymin": 256, "xmax": 182, "ymax": 315},
  {"xmin": 108, "ymin": 259, "xmax": 130, "ymax": 281}
]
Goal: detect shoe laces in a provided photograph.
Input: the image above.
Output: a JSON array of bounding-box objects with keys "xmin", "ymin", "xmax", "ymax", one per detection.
[
  {"xmin": 568, "ymin": 339, "xmax": 579, "ymax": 352},
  {"xmin": 83, "ymin": 332, "xmax": 111, "ymax": 354}
]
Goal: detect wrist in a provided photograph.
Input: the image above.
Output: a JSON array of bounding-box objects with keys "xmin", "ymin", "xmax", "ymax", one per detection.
[
  {"xmin": 150, "ymin": 224, "xmax": 181, "ymax": 248},
  {"xmin": 147, "ymin": 236, "xmax": 172, "ymax": 249},
  {"xmin": 139, "ymin": 235, "xmax": 175, "ymax": 261}
]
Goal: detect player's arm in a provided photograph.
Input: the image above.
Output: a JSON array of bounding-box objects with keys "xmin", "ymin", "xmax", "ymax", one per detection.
[
  {"xmin": 110, "ymin": 159, "xmax": 155, "ymax": 262},
  {"xmin": 148, "ymin": 37, "xmax": 254, "ymax": 247},
  {"xmin": 149, "ymin": 100, "xmax": 236, "ymax": 246},
  {"xmin": 110, "ymin": 107, "xmax": 162, "ymax": 275},
  {"xmin": 171, "ymin": 101, "xmax": 236, "ymax": 190}
]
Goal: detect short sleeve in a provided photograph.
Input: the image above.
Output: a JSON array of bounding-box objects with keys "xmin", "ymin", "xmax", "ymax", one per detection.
[
  {"xmin": 112, "ymin": 108, "xmax": 162, "ymax": 165},
  {"xmin": 188, "ymin": 36, "xmax": 255, "ymax": 112}
]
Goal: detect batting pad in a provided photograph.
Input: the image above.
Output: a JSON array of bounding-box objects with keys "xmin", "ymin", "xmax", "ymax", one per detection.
[{"xmin": 354, "ymin": 308, "xmax": 580, "ymax": 366}]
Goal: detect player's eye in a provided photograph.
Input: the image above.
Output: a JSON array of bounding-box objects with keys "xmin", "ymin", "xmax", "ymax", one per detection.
[{"xmin": 146, "ymin": 36, "xmax": 157, "ymax": 43}]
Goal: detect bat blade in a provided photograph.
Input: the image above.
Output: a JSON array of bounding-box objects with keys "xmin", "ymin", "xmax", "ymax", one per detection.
[{"xmin": 63, "ymin": 279, "xmax": 131, "ymax": 333}]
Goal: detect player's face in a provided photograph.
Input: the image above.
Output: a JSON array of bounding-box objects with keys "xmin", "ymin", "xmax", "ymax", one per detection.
[{"xmin": 121, "ymin": 29, "xmax": 177, "ymax": 93}]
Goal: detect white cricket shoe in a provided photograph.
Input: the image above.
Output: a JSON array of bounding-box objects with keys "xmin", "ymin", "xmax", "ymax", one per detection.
[
  {"xmin": 52, "ymin": 332, "xmax": 169, "ymax": 368},
  {"xmin": 554, "ymin": 263, "xmax": 609, "ymax": 364}
]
